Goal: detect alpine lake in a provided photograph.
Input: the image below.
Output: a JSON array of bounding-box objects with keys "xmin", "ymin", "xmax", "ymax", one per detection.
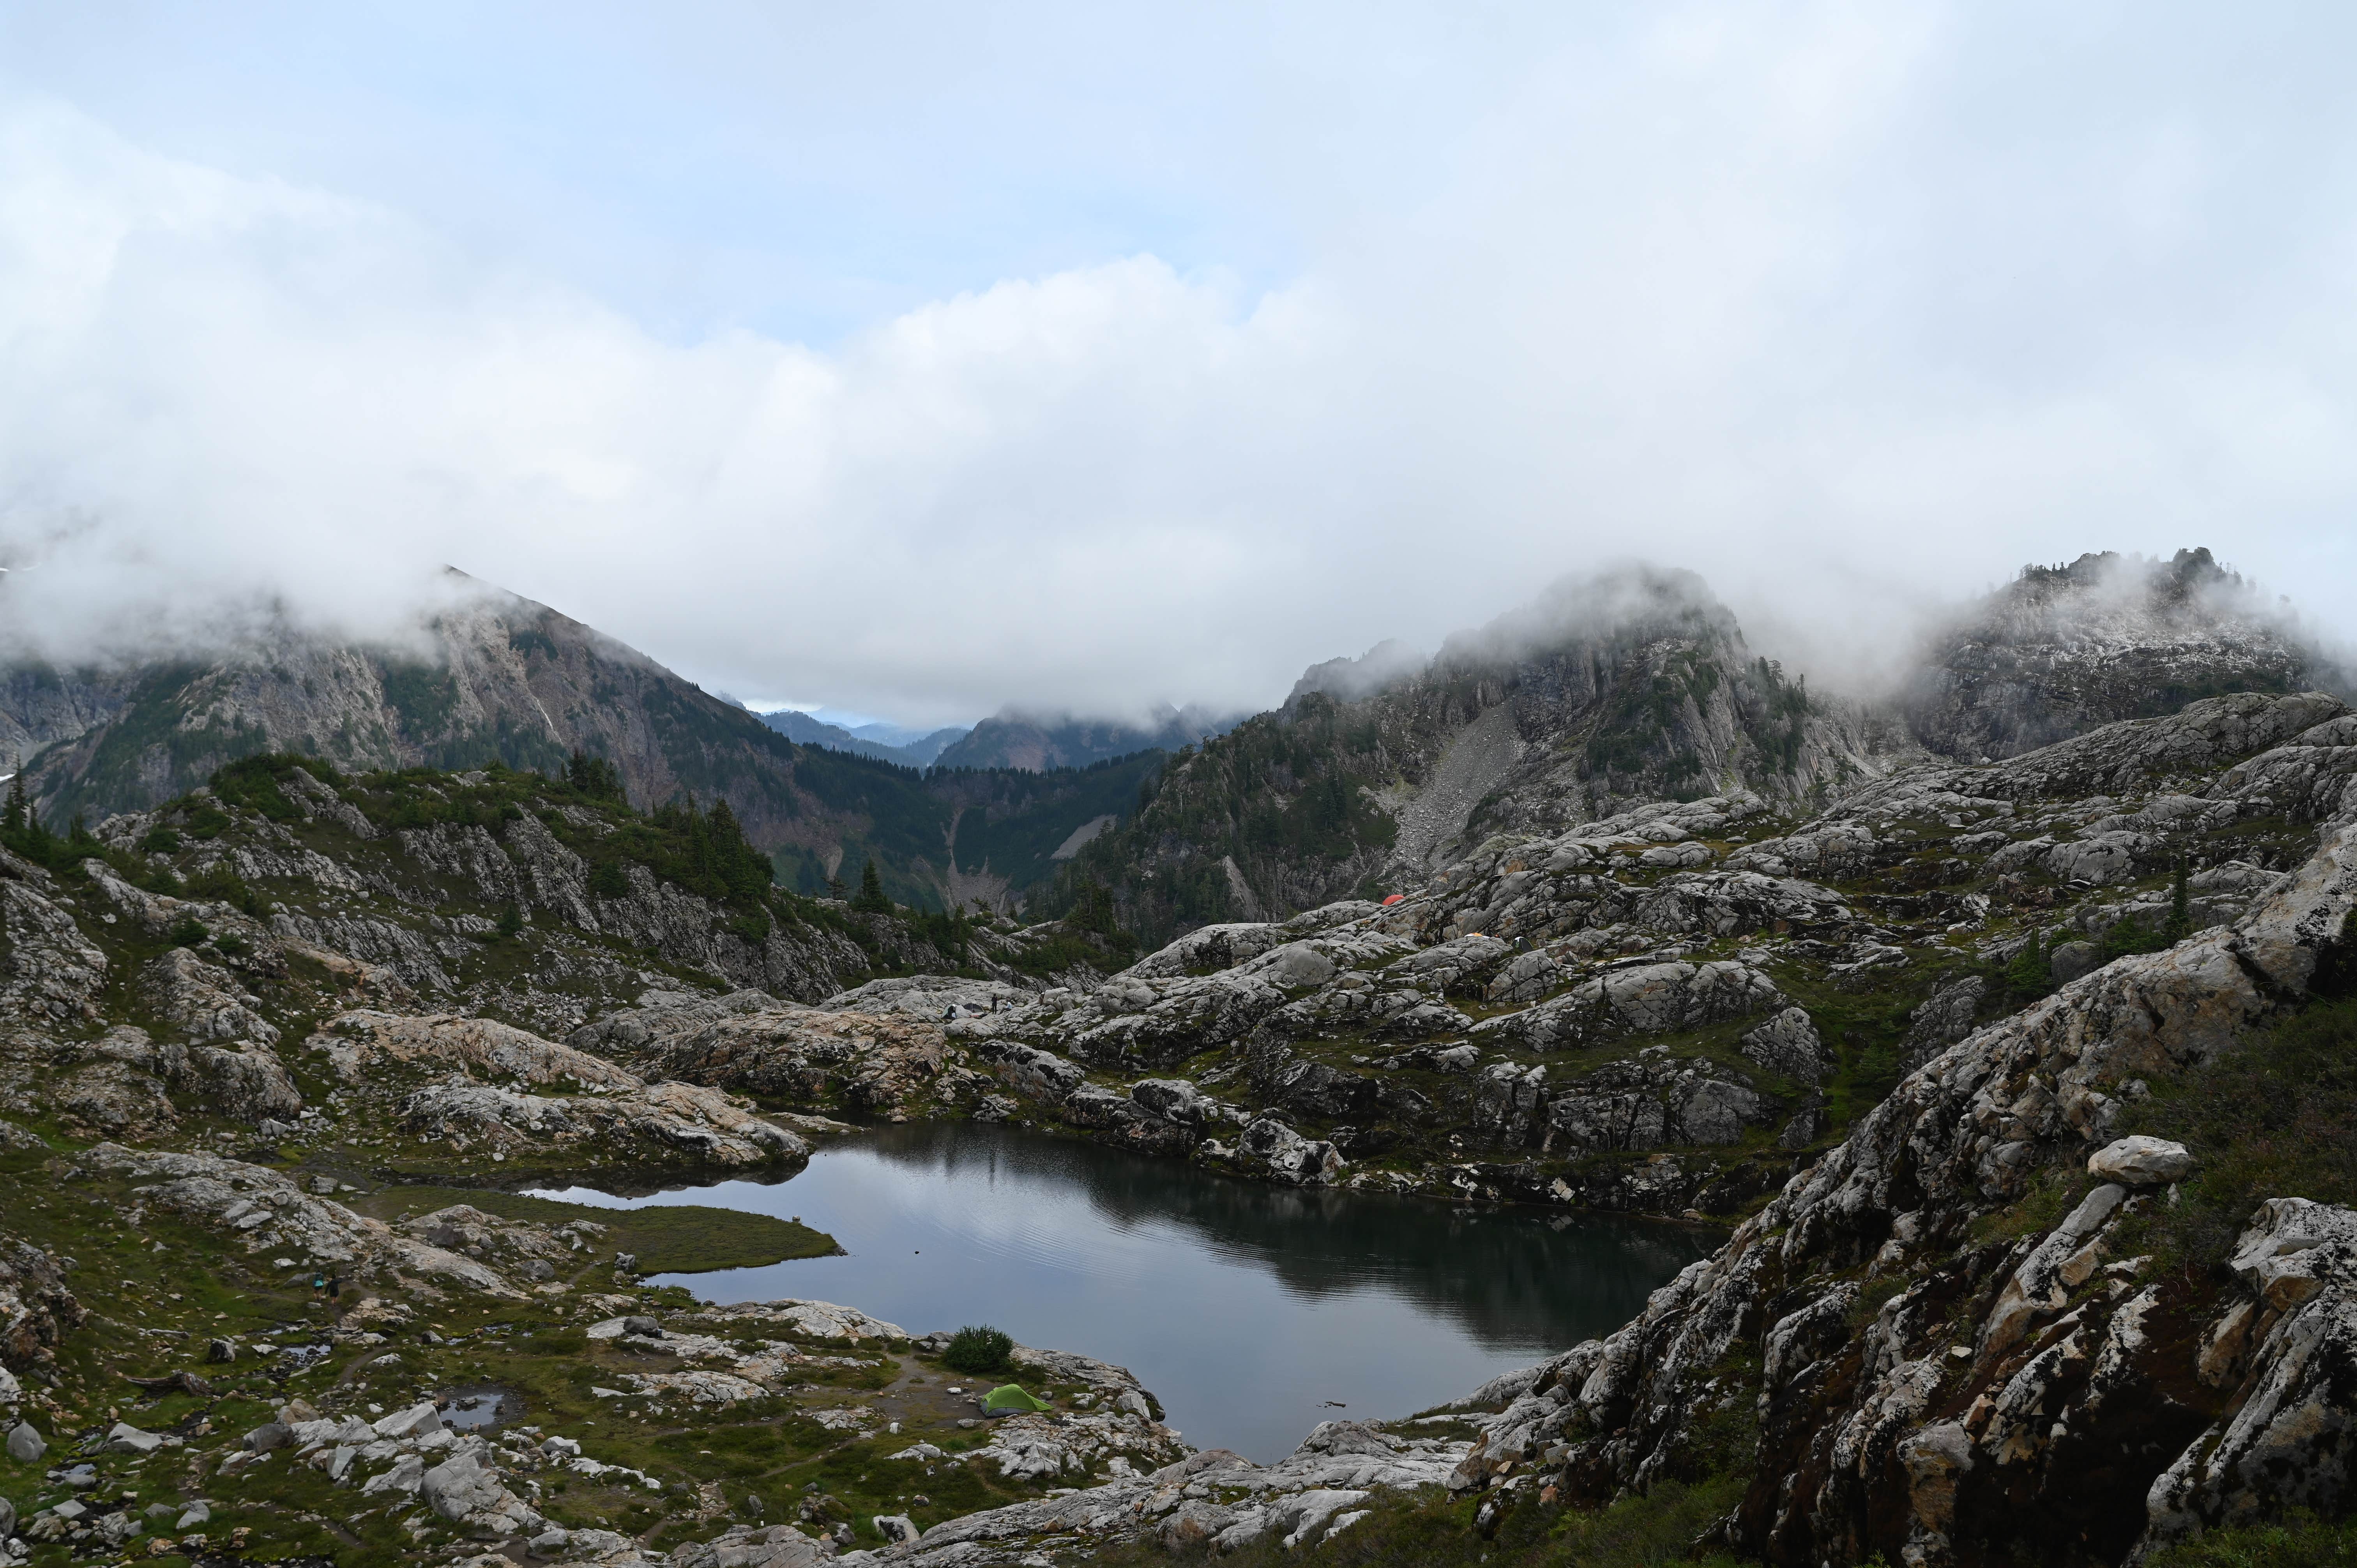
[{"xmin": 533, "ymin": 1123, "xmax": 1718, "ymax": 1462}]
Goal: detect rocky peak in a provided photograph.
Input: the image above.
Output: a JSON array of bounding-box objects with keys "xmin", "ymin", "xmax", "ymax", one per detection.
[{"xmin": 1907, "ymin": 547, "xmax": 2337, "ymax": 763}]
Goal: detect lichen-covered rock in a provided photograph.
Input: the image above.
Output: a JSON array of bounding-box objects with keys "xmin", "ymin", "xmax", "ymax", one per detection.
[
  {"xmin": 572, "ymin": 996, "xmax": 951, "ymax": 1119},
  {"xmin": 1473, "ymin": 960, "xmax": 1784, "ymax": 1052},
  {"xmin": 1462, "ymin": 784, "xmax": 2357, "ymax": 1568},
  {"xmin": 0, "ymin": 868, "xmax": 106, "ymax": 1023},
  {"xmin": 0, "ymin": 1234, "xmax": 83, "ymax": 1379},
  {"xmin": 141, "ymin": 947, "xmax": 280, "ymax": 1045},
  {"xmin": 396, "ymin": 1079, "xmax": 807, "ymax": 1172},
  {"xmin": 1739, "ymin": 1006, "xmax": 1830, "ymax": 1084},
  {"xmin": 80, "ymin": 1144, "xmax": 524, "ymax": 1295},
  {"xmin": 2143, "ymin": 1199, "xmax": 2357, "ymax": 1551},
  {"xmin": 1237, "ymin": 1116, "xmax": 1344, "ymax": 1185},
  {"xmin": 313, "ymin": 1009, "xmax": 642, "ymax": 1089},
  {"xmin": 2088, "ymin": 1135, "xmax": 2196, "ymax": 1187},
  {"xmin": 1901, "ymin": 975, "xmax": 1987, "ymax": 1070}
]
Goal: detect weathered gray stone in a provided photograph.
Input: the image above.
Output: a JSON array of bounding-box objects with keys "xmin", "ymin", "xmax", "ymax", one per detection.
[
  {"xmin": 2087, "ymin": 1135, "xmax": 2195, "ymax": 1187},
  {"xmin": 2049, "ymin": 939, "xmax": 2103, "ymax": 985}
]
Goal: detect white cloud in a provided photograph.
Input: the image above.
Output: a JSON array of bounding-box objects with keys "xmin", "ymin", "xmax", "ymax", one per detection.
[{"xmin": 4, "ymin": 2, "xmax": 2357, "ymax": 725}]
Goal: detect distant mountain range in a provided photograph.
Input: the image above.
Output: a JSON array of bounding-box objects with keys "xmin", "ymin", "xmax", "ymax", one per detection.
[
  {"xmin": 933, "ymin": 704, "xmax": 1244, "ymax": 771},
  {"xmin": 754, "ymin": 709, "xmax": 970, "ymax": 768},
  {"xmin": 0, "ymin": 573, "xmax": 1161, "ymax": 913},
  {"xmin": 754, "ymin": 703, "xmax": 1242, "ymax": 774},
  {"xmin": 9, "ymin": 546, "xmax": 2335, "ymax": 935}
]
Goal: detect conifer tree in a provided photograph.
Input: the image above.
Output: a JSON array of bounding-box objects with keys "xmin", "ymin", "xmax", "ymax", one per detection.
[
  {"xmin": 2004, "ymin": 927, "xmax": 2048, "ymax": 996},
  {"xmin": 852, "ymin": 858, "xmax": 892, "ymax": 914},
  {"xmin": 2, "ymin": 759, "xmax": 25, "ymax": 836},
  {"xmin": 2165, "ymin": 860, "xmax": 2193, "ymax": 943}
]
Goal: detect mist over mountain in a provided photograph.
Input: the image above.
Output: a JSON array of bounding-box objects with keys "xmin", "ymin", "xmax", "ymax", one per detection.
[
  {"xmin": 1035, "ymin": 549, "xmax": 2350, "ymax": 944},
  {"xmin": 1904, "ymin": 547, "xmax": 2346, "ymax": 762},
  {"xmin": 3, "ymin": 546, "xmax": 2342, "ymax": 938},
  {"xmin": 0, "ymin": 574, "xmax": 1165, "ymax": 914},
  {"xmin": 933, "ymin": 705, "xmax": 1246, "ymax": 773}
]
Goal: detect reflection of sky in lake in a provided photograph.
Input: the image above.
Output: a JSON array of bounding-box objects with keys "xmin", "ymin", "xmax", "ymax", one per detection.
[{"xmin": 536, "ymin": 1123, "xmax": 1717, "ymax": 1462}]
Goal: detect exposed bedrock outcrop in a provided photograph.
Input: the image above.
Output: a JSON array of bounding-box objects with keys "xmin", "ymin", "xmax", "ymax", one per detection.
[{"xmin": 1439, "ymin": 787, "xmax": 2357, "ymax": 1567}]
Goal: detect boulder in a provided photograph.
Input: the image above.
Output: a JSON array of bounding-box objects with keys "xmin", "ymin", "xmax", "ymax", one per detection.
[
  {"xmin": 1237, "ymin": 1118, "xmax": 1344, "ymax": 1186},
  {"xmin": 372, "ymin": 1400, "xmax": 442, "ymax": 1439},
  {"xmin": 106, "ymin": 1421, "xmax": 163, "ymax": 1454},
  {"xmin": 1737, "ymin": 1006, "xmax": 1830, "ymax": 1084},
  {"xmin": 1161, "ymin": 1499, "xmax": 1238, "ymax": 1549},
  {"xmin": 5, "ymin": 1420, "xmax": 44, "ymax": 1462},
  {"xmin": 2048, "ymin": 940, "xmax": 2102, "ymax": 985},
  {"xmin": 2087, "ymin": 1135, "xmax": 2195, "ymax": 1187},
  {"xmin": 421, "ymin": 1446, "xmax": 541, "ymax": 1533}
]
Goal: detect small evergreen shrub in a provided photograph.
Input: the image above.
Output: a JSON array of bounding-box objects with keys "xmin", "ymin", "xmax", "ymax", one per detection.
[{"xmin": 942, "ymin": 1325, "xmax": 1014, "ymax": 1374}]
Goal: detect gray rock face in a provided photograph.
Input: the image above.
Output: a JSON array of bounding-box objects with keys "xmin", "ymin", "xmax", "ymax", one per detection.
[
  {"xmin": 0, "ymin": 867, "xmax": 108, "ymax": 1024},
  {"xmin": 572, "ymin": 996, "xmax": 952, "ymax": 1120},
  {"xmin": 1537, "ymin": 1056, "xmax": 1770, "ymax": 1154},
  {"xmin": 1450, "ymin": 770, "xmax": 2357, "ymax": 1568},
  {"xmin": 1901, "ymin": 975, "xmax": 1986, "ymax": 1070},
  {"xmin": 2145, "ymin": 1199, "xmax": 2357, "ymax": 1547},
  {"xmin": 1474, "ymin": 960, "xmax": 1784, "ymax": 1052},
  {"xmin": 395, "ymin": 1077, "xmax": 804, "ymax": 1172},
  {"xmin": 422, "ymin": 1443, "xmax": 542, "ymax": 1533},
  {"xmin": 1738, "ymin": 1006, "xmax": 1831, "ymax": 1084},
  {"xmin": 1907, "ymin": 549, "xmax": 2334, "ymax": 762},
  {"xmin": 141, "ymin": 947, "xmax": 281, "ymax": 1045},
  {"xmin": 1237, "ymin": 1117, "xmax": 1344, "ymax": 1185}
]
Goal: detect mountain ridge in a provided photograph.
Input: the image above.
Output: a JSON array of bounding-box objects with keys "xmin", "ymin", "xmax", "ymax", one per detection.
[{"xmin": 932, "ymin": 703, "xmax": 1244, "ymax": 772}]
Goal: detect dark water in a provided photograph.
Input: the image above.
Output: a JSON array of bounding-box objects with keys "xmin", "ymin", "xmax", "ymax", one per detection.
[
  {"xmin": 536, "ymin": 1124, "xmax": 1716, "ymax": 1462},
  {"xmin": 438, "ymin": 1388, "xmax": 518, "ymax": 1430}
]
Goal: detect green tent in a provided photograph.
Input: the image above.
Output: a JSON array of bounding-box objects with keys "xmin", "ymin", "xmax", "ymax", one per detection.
[{"xmin": 982, "ymin": 1384, "xmax": 1051, "ymax": 1413}]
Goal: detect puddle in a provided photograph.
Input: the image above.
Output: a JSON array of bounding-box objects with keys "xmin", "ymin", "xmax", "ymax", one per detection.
[{"xmin": 437, "ymin": 1386, "xmax": 520, "ymax": 1431}]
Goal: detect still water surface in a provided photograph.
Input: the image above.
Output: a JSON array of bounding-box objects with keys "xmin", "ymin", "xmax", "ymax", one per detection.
[{"xmin": 538, "ymin": 1124, "xmax": 1716, "ymax": 1462}]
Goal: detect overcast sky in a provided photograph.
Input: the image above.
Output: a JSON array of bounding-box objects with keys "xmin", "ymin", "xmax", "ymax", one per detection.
[{"xmin": 3, "ymin": 1, "xmax": 2355, "ymax": 727}]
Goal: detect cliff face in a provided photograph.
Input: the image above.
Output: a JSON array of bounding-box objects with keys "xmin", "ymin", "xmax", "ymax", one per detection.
[
  {"xmin": 1907, "ymin": 549, "xmax": 2334, "ymax": 763},
  {"xmin": 1057, "ymin": 566, "xmax": 1908, "ymax": 944}
]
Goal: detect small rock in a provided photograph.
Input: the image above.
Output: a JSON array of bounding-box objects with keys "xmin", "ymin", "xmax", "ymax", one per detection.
[
  {"xmin": 2088, "ymin": 1135, "xmax": 2196, "ymax": 1187},
  {"xmin": 244, "ymin": 1421, "xmax": 292, "ymax": 1453},
  {"xmin": 106, "ymin": 1421, "xmax": 164, "ymax": 1454},
  {"xmin": 176, "ymin": 1500, "xmax": 211, "ymax": 1530}
]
